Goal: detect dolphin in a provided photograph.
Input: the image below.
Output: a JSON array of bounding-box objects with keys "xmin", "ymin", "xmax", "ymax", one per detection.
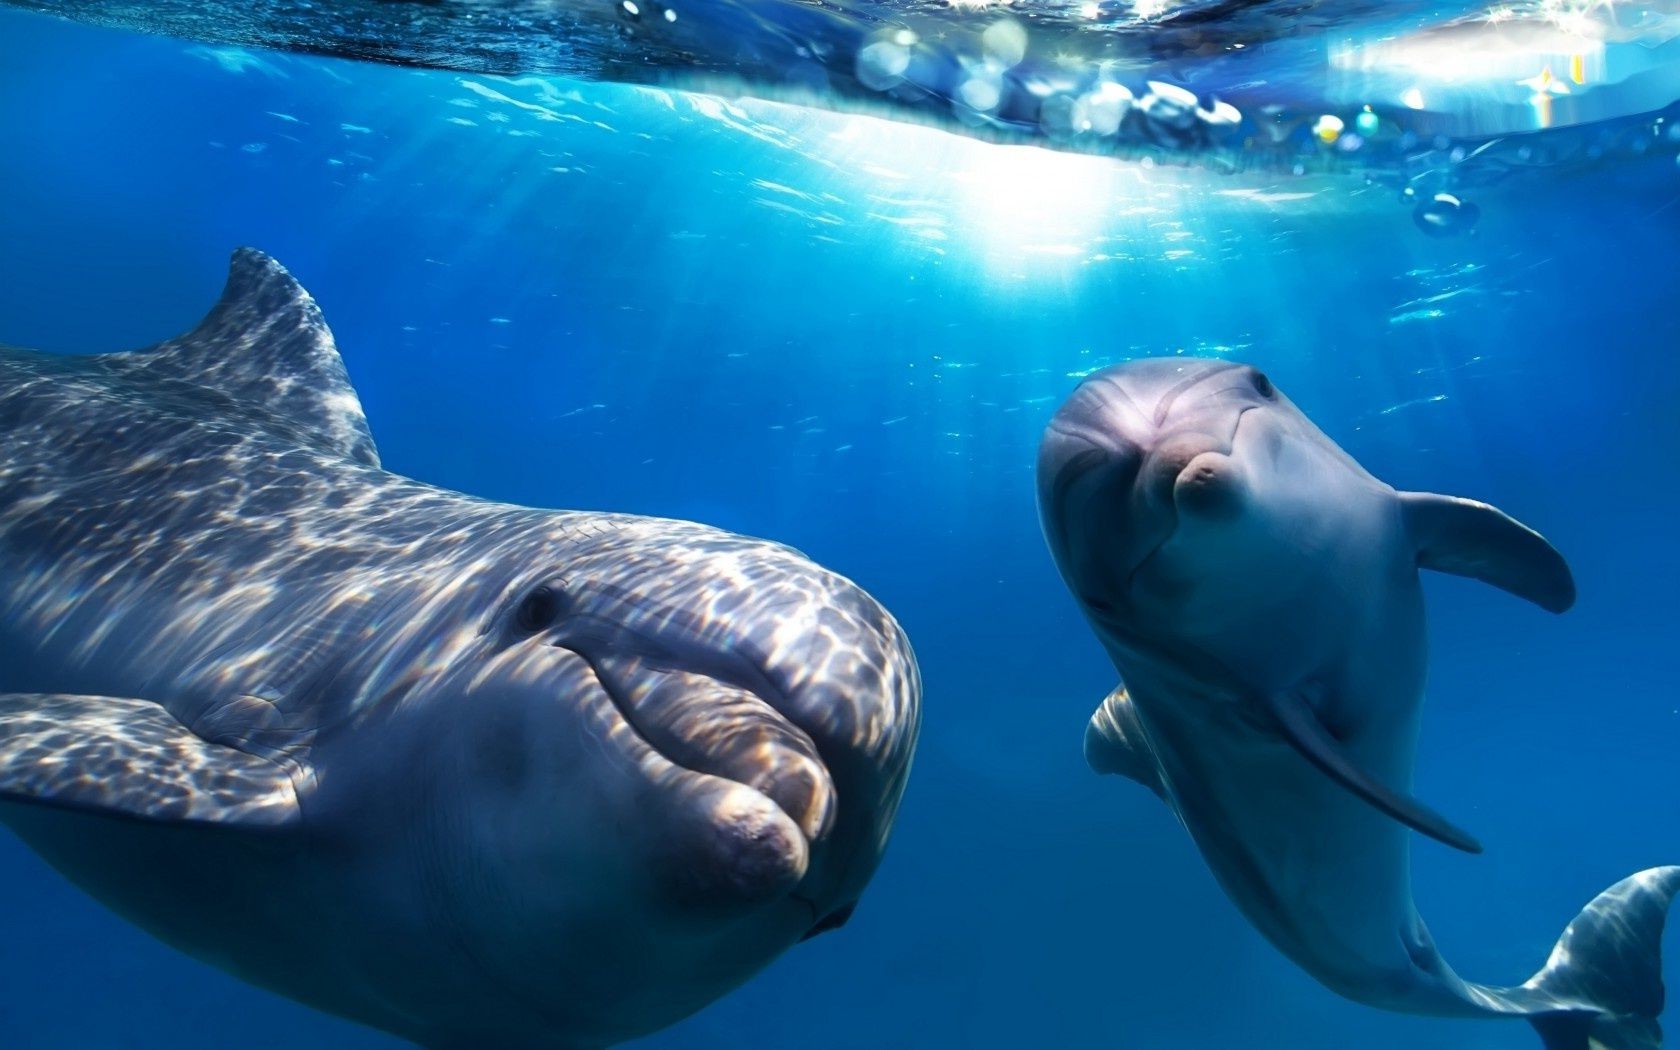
[
  {"xmin": 1037, "ymin": 357, "xmax": 1678, "ymax": 1049},
  {"xmin": 0, "ymin": 248, "xmax": 921, "ymax": 1048}
]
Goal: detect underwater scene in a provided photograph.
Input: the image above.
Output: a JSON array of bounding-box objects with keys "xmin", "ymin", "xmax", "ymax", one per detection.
[{"xmin": 1, "ymin": 1, "xmax": 1680, "ymax": 1047}]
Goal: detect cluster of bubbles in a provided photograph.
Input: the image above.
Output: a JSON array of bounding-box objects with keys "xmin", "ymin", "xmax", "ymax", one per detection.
[
  {"xmin": 618, "ymin": 0, "xmax": 679, "ymax": 24},
  {"xmin": 608, "ymin": 0, "xmax": 1680, "ymax": 238},
  {"xmin": 852, "ymin": 19, "xmax": 1242, "ymax": 152},
  {"xmin": 845, "ymin": 16, "xmax": 1680, "ymax": 236}
]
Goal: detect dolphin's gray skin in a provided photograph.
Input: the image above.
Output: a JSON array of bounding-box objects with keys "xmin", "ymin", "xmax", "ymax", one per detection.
[
  {"xmin": 1038, "ymin": 357, "xmax": 1679, "ymax": 1049},
  {"xmin": 0, "ymin": 249, "xmax": 920, "ymax": 1048}
]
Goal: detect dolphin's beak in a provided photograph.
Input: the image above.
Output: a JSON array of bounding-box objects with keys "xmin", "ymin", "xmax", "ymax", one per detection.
[
  {"xmin": 1171, "ymin": 449, "xmax": 1245, "ymax": 519},
  {"xmin": 583, "ymin": 654, "xmax": 837, "ymax": 842},
  {"xmin": 551, "ymin": 548, "xmax": 920, "ymax": 929},
  {"xmin": 737, "ymin": 573, "xmax": 921, "ymax": 927},
  {"xmin": 1169, "ymin": 407, "xmax": 1254, "ymax": 520}
]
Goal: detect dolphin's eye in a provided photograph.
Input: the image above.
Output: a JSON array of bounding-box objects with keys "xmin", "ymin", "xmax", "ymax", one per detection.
[
  {"xmin": 1251, "ymin": 371, "xmax": 1276, "ymax": 399},
  {"xmin": 515, "ymin": 584, "xmax": 565, "ymax": 633}
]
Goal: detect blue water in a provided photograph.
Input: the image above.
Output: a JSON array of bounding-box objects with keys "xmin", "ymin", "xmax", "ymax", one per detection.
[{"xmin": 2, "ymin": 7, "xmax": 1680, "ymax": 1048}]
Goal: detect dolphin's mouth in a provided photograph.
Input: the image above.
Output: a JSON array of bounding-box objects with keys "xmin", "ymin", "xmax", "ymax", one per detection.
[
  {"xmin": 1114, "ymin": 405, "xmax": 1259, "ymax": 595},
  {"xmin": 562, "ymin": 639, "xmax": 864, "ymax": 932},
  {"xmin": 515, "ymin": 565, "xmax": 915, "ymax": 934},
  {"xmin": 577, "ymin": 649, "xmax": 838, "ymax": 843}
]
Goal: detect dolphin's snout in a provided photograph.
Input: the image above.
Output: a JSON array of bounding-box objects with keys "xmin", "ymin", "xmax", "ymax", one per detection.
[
  {"xmin": 746, "ymin": 568, "xmax": 920, "ymax": 917},
  {"xmin": 1141, "ymin": 430, "xmax": 1221, "ymax": 502},
  {"xmin": 558, "ymin": 534, "xmax": 919, "ymax": 920},
  {"xmin": 587, "ymin": 655, "xmax": 838, "ymax": 842},
  {"xmin": 1040, "ymin": 362, "xmax": 1271, "ymax": 621},
  {"xmin": 1164, "ymin": 404, "xmax": 1254, "ymax": 520},
  {"xmin": 657, "ymin": 772, "xmax": 814, "ymax": 905},
  {"xmin": 1172, "ymin": 450, "xmax": 1243, "ymax": 519}
]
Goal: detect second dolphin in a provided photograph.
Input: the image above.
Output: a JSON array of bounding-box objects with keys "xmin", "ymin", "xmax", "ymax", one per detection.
[{"xmin": 1037, "ymin": 357, "xmax": 1677, "ymax": 1050}]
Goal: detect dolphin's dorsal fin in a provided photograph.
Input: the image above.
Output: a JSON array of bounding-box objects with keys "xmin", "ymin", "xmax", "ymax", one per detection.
[
  {"xmin": 109, "ymin": 248, "xmax": 380, "ymax": 467},
  {"xmin": 1400, "ymin": 492, "xmax": 1574, "ymax": 613},
  {"xmin": 1084, "ymin": 685, "xmax": 1165, "ymax": 798}
]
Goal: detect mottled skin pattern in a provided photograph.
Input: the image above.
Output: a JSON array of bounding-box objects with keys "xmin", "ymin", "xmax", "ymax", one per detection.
[
  {"xmin": 0, "ymin": 249, "xmax": 920, "ymax": 1048},
  {"xmin": 1038, "ymin": 358, "xmax": 1677, "ymax": 1050}
]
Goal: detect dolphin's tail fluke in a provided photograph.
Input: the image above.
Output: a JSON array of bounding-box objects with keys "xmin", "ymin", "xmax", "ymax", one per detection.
[{"xmin": 1517, "ymin": 867, "xmax": 1680, "ymax": 1050}]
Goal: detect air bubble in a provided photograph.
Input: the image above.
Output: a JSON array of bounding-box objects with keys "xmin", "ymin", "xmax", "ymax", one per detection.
[
  {"xmin": 857, "ymin": 37, "xmax": 913, "ymax": 91},
  {"xmin": 958, "ymin": 76, "xmax": 1002, "ymax": 113},
  {"xmin": 1412, "ymin": 193, "xmax": 1479, "ymax": 237},
  {"xmin": 981, "ymin": 20, "xmax": 1028, "ymax": 68}
]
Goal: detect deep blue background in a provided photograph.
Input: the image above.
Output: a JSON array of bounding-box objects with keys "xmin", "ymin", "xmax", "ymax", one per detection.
[{"xmin": 1, "ymin": 8, "xmax": 1679, "ymax": 1048}]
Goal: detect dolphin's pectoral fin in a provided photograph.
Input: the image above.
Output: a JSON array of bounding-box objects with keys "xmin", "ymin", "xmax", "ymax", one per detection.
[
  {"xmin": 1084, "ymin": 685, "xmax": 1166, "ymax": 798},
  {"xmin": 1400, "ymin": 491, "xmax": 1575, "ymax": 613},
  {"xmin": 0, "ymin": 694, "xmax": 301, "ymax": 827},
  {"xmin": 1263, "ymin": 692, "xmax": 1482, "ymax": 854}
]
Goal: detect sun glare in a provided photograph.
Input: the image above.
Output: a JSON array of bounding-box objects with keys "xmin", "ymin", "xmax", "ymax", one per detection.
[
  {"xmin": 948, "ymin": 140, "xmax": 1145, "ymax": 256},
  {"xmin": 809, "ymin": 109, "xmax": 1166, "ymax": 275}
]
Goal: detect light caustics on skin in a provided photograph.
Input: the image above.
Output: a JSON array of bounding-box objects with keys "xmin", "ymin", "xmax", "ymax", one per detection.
[{"xmin": 0, "ymin": 249, "xmax": 921, "ymax": 1048}]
